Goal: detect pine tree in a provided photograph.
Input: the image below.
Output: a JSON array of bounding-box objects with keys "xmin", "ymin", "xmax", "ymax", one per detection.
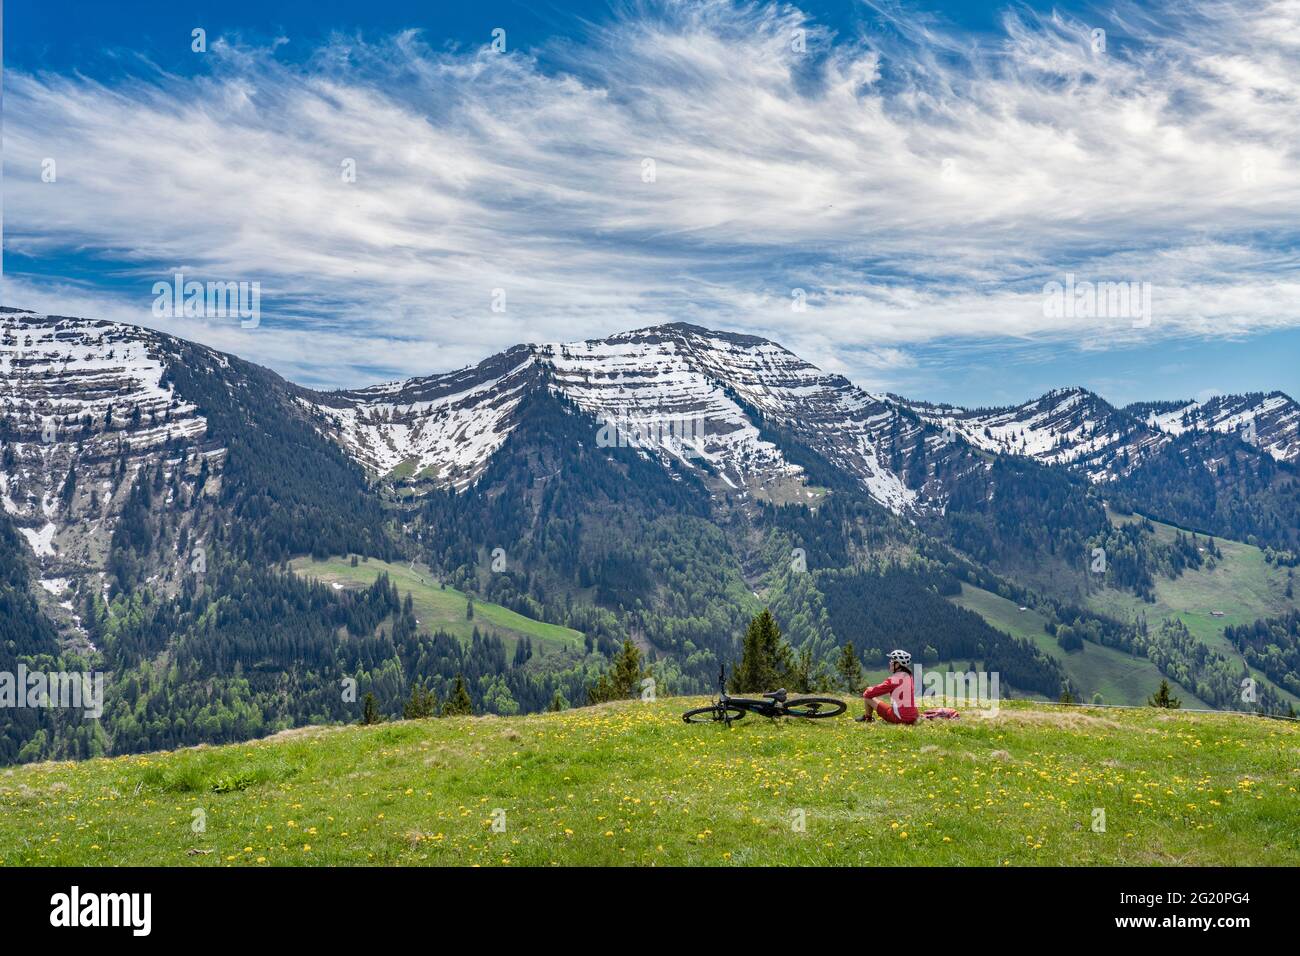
[
  {"xmin": 730, "ymin": 609, "xmax": 794, "ymax": 693},
  {"xmin": 466, "ymin": 596, "xmax": 474, "ymax": 620},
  {"xmin": 361, "ymin": 692, "xmax": 381, "ymax": 725},
  {"xmin": 835, "ymin": 641, "xmax": 864, "ymax": 692},
  {"xmin": 59, "ymin": 464, "xmax": 77, "ymax": 508},
  {"xmin": 548, "ymin": 689, "xmax": 569, "ymax": 712},
  {"xmin": 442, "ymin": 675, "xmax": 474, "ymax": 716},
  {"xmin": 788, "ymin": 643, "xmax": 828, "ymax": 693},
  {"xmin": 402, "ymin": 682, "xmax": 438, "ymax": 719},
  {"xmin": 1148, "ymin": 679, "xmax": 1182, "ymax": 709},
  {"xmin": 587, "ymin": 639, "xmax": 646, "ymax": 703}
]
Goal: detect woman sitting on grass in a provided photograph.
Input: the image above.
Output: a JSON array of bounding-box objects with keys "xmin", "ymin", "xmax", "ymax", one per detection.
[{"xmin": 856, "ymin": 649, "xmax": 919, "ymax": 724}]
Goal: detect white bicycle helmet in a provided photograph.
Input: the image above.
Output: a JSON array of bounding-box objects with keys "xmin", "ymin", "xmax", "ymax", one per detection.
[{"xmin": 887, "ymin": 648, "xmax": 912, "ymax": 667}]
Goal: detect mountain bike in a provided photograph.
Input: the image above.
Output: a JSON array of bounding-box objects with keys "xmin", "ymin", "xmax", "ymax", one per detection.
[{"xmin": 682, "ymin": 665, "xmax": 847, "ymax": 723}]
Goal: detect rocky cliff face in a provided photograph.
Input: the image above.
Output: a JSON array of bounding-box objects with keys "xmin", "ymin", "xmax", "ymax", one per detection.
[{"xmin": 1, "ymin": 309, "xmax": 219, "ymax": 632}]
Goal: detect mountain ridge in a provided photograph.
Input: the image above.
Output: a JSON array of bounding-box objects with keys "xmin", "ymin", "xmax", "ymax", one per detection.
[{"xmin": 7, "ymin": 307, "xmax": 1297, "ymax": 528}]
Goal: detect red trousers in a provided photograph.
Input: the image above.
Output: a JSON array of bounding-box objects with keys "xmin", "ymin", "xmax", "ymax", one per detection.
[{"xmin": 870, "ymin": 699, "xmax": 917, "ymax": 724}]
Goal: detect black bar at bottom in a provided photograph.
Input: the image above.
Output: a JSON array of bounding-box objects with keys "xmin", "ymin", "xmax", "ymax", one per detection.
[{"xmin": 0, "ymin": 865, "xmax": 1284, "ymax": 941}]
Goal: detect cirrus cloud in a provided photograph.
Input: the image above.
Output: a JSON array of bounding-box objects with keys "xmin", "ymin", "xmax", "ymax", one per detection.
[{"xmin": 4, "ymin": 0, "xmax": 1298, "ymax": 390}]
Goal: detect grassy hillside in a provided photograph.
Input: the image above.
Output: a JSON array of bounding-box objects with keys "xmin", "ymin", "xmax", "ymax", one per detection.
[
  {"xmin": 3, "ymin": 699, "xmax": 1296, "ymax": 866},
  {"xmin": 1086, "ymin": 513, "xmax": 1300, "ymax": 706},
  {"xmin": 290, "ymin": 556, "xmax": 584, "ymax": 654},
  {"xmin": 1098, "ymin": 510, "xmax": 1297, "ymax": 647},
  {"xmin": 950, "ymin": 583, "xmax": 1208, "ymax": 708}
]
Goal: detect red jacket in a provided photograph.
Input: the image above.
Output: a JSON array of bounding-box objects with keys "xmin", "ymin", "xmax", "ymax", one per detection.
[{"xmin": 863, "ymin": 672, "xmax": 919, "ymax": 721}]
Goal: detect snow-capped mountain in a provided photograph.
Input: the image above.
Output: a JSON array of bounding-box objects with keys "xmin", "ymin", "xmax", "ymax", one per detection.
[
  {"xmin": 307, "ymin": 323, "xmax": 983, "ymax": 514},
  {"xmin": 905, "ymin": 386, "xmax": 1300, "ymax": 483},
  {"xmin": 305, "ymin": 344, "xmax": 542, "ymax": 490},
  {"xmin": 1132, "ymin": 392, "xmax": 1300, "ymax": 465},
  {"xmin": 1, "ymin": 308, "xmax": 387, "ymax": 630},
  {"xmin": 1, "ymin": 309, "xmax": 216, "ymax": 613},
  {"xmin": 6, "ymin": 308, "xmax": 1295, "ymax": 571},
  {"xmin": 306, "ymin": 323, "xmax": 1300, "ymax": 517},
  {"xmin": 901, "ymin": 387, "xmax": 1165, "ymax": 481}
]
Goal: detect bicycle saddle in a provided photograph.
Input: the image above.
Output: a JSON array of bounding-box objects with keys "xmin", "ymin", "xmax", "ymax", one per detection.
[{"xmin": 762, "ymin": 689, "xmax": 787, "ymax": 701}]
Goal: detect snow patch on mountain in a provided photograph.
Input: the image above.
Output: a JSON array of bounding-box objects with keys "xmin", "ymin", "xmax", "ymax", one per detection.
[
  {"xmin": 306, "ymin": 350, "xmax": 539, "ymax": 490},
  {"xmin": 1142, "ymin": 393, "xmax": 1299, "ymax": 464},
  {"xmin": 541, "ymin": 328, "xmax": 804, "ymax": 490},
  {"xmin": 20, "ymin": 522, "xmax": 57, "ymax": 557}
]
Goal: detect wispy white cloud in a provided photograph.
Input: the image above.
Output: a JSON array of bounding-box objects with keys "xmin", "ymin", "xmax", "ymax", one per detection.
[{"xmin": 4, "ymin": 0, "xmax": 1298, "ymax": 388}]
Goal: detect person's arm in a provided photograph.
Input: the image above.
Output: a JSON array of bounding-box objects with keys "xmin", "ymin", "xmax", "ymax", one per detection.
[{"xmin": 862, "ymin": 674, "xmax": 899, "ymax": 699}]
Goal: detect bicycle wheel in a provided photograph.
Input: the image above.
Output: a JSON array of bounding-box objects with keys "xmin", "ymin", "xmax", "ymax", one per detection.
[
  {"xmin": 682, "ymin": 704, "xmax": 748, "ymax": 724},
  {"xmin": 782, "ymin": 697, "xmax": 847, "ymax": 718}
]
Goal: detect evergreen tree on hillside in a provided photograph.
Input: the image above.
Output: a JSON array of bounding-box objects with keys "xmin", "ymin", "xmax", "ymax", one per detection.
[
  {"xmin": 835, "ymin": 641, "xmax": 864, "ymax": 692},
  {"xmin": 730, "ymin": 609, "xmax": 795, "ymax": 693},
  {"xmin": 788, "ymin": 643, "xmax": 830, "ymax": 693},
  {"xmin": 587, "ymin": 639, "xmax": 646, "ymax": 704},
  {"xmin": 59, "ymin": 464, "xmax": 77, "ymax": 509},
  {"xmin": 402, "ymin": 682, "xmax": 438, "ymax": 719},
  {"xmin": 361, "ymin": 692, "xmax": 381, "ymax": 725},
  {"xmin": 1148, "ymin": 679, "xmax": 1182, "ymax": 709},
  {"xmin": 442, "ymin": 675, "xmax": 474, "ymax": 716}
]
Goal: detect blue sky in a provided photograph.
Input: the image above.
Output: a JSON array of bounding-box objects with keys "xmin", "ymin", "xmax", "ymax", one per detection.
[{"xmin": 4, "ymin": 0, "xmax": 1298, "ymax": 407}]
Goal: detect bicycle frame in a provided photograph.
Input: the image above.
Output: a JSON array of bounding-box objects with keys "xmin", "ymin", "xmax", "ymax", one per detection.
[{"xmin": 712, "ymin": 665, "xmax": 787, "ymax": 718}]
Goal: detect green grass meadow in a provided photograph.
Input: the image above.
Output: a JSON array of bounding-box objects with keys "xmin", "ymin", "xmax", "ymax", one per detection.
[
  {"xmin": 1093, "ymin": 512, "xmax": 1297, "ymax": 652},
  {"xmin": 950, "ymin": 583, "xmax": 1209, "ymax": 707},
  {"xmin": 951, "ymin": 511, "xmax": 1298, "ymax": 708},
  {"xmin": 289, "ymin": 556, "xmax": 584, "ymax": 654},
  {"xmin": 1086, "ymin": 514, "xmax": 1300, "ymax": 706},
  {"xmin": 3, "ymin": 699, "xmax": 1296, "ymax": 867}
]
